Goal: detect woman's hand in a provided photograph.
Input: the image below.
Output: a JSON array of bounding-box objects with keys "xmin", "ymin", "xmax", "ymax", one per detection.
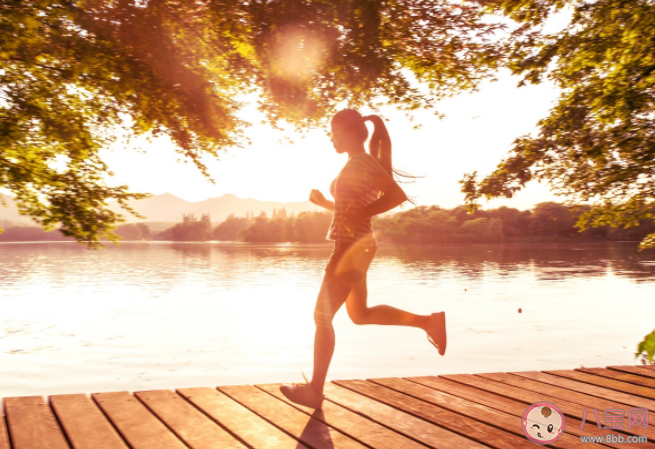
[{"xmin": 309, "ymin": 189, "xmax": 326, "ymax": 207}]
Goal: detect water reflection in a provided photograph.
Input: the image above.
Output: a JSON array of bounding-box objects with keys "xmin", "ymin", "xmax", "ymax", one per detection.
[
  {"xmin": 378, "ymin": 243, "xmax": 655, "ymax": 282},
  {"xmin": 1, "ymin": 241, "xmax": 655, "ymax": 397}
]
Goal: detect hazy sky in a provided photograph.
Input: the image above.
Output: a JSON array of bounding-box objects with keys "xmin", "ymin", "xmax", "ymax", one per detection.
[{"xmin": 101, "ymin": 68, "xmax": 561, "ymax": 210}]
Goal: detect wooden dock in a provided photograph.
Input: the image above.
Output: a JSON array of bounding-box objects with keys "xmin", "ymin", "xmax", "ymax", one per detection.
[{"xmin": 3, "ymin": 365, "xmax": 655, "ymax": 448}]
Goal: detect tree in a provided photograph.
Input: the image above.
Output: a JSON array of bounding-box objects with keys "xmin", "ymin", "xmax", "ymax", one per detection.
[
  {"xmin": 212, "ymin": 213, "xmax": 251, "ymax": 241},
  {"xmin": 461, "ymin": 0, "xmax": 655, "ymax": 249},
  {"xmin": 171, "ymin": 213, "xmax": 211, "ymax": 241},
  {"xmin": 486, "ymin": 206, "xmax": 525, "ymax": 237},
  {"xmin": 115, "ymin": 222, "xmax": 151, "ymax": 240},
  {"xmin": 458, "ymin": 217, "xmax": 503, "ymax": 242},
  {"xmin": 529, "ymin": 202, "xmax": 575, "ymax": 238},
  {"xmin": 1, "ymin": 0, "xmax": 502, "ymax": 246},
  {"xmin": 293, "ymin": 211, "xmax": 333, "ymax": 242}
]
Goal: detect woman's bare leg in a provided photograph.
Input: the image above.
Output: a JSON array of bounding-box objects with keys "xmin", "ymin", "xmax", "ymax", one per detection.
[
  {"xmin": 309, "ymin": 271, "xmax": 354, "ymax": 395},
  {"xmin": 345, "ymin": 278, "xmax": 431, "ymax": 329}
]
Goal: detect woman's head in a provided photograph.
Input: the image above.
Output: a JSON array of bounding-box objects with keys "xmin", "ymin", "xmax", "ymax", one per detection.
[
  {"xmin": 330, "ymin": 108, "xmax": 418, "ymax": 205},
  {"xmin": 330, "ymin": 109, "xmax": 368, "ymax": 154}
]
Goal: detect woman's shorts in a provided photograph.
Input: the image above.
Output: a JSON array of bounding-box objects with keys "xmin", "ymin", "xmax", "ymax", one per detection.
[{"xmin": 325, "ymin": 233, "xmax": 377, "ymax": 283}]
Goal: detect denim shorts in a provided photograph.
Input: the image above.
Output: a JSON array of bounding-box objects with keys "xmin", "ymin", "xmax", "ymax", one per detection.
[{"xmin": 325, "ymin": 234, "xmax": 377, "ymax": 283}]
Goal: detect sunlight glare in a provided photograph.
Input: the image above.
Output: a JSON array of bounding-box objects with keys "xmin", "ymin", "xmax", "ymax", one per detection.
[{"xmin": 272, "ymin": 25, "xmax": 326, "ymax": 80}]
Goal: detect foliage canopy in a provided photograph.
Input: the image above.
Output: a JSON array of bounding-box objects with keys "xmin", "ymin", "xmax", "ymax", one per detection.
[
  {"xmin": 462, "ymin": 0, "xmax": 655, "ymax": 249},
  {"xmin": 1, "ymin": 0, "xmax": 502, "ymax": 245}
]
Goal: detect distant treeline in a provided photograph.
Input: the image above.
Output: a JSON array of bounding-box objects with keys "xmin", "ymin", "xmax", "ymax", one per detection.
[
  {"xmin": 156, "ymin": 210, "xmax": 331, "ymax": 243},
  {"xmin": 159, "ymin": 202, "xmax": 655, "ymax": 243},
  {"xmin": 2, "ymin": 202, "xmax": 654, "ymax": 244},
  {"xmin": 375, "ymin": 203, "xmax": 655, "ymax": 244},
  {"xmin": 0, "ymin": 223, "xmax": 151, "ymax": 242}
]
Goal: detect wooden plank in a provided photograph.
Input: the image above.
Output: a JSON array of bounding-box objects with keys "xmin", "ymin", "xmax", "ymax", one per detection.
[
  {"xmin": 5, "ymin": 396, "xmax": 70, "ymax": 449},
  {"xmin": 258, "ymin": 383, "xmax": 430, "ymax": 449},
  {"xmin": 93, "ymin": 391, "xmax": 187, "ymax": 449},
  {"xmin": 578, "ymin": 368, "xmax": 655, "ymax": 389},
  {"xmin": 471, "ymin": 373, "xmax": 655, "ymax": 441},
  {"xmin": 177, "ymin": 387, "xmax": 309, "ymax": 449},
  {"xmin": 443, "ymin": 373, "xmax": 612, "ymax": 422},
  {"xmin": 550, "ymin": 370, "xmax": 655, "ymax": 401},
  {"xmin": 322, "ymin": 382, "xmax": 487, "ymax": 449},
  {"xmin": 636, "ymin": 365, "xmax": 655, "ymax": 371},
  {"xmin": 50, "ymin": 394, "xmax": 128, "ymax": 449},
  {"xmin": 369, "ymin": 377, "xmax": 616, "ymax": 449},
  {"xmin": 440, "ymin": 373, "xmax": 655, "ymax": 439},
  {"xmin": 404, "ymin": 376, "xmax": 654, "ymax": 449},
  {"xmin": 517, "ymin": 371, "xmax": 655, "ymax": 411},
  {"xmin": 409, "ymin": 376, "xmax": 530, "ymax": 415},
  {"xmin": 609, "ymin": 366, "xmax": 655, "ymax": 379},
  {"xmin": 480, "ymin": 372, "xmax": 645, "ymax": 414},
  {"xmin": 335, "ymin": 379, "xmax": 533, "ymax": 449},
  {"xmin": 219, "ymin": 384, "xmax": 366, "ymax": 449},
  {"xmin": 0, "ymin": 412, "xmax": 10, "ymax": 449},
  {"xmin": 135, "ymin": 390, "xmax": 246, "ymax": 449}
]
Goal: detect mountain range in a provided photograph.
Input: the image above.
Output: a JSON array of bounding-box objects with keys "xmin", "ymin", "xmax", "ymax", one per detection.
[{"xmin": 0, "ymin": 193, "xmax": 320, "ymax": 226}]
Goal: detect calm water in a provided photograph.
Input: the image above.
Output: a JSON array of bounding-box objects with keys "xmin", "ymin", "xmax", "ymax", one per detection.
[{"xmin": 1, "ymin": 241, "xmax": 655, "ymax": 397}]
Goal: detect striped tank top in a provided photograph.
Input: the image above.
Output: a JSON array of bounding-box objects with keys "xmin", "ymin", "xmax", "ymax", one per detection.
[{"xmin": 327, "ymin": 152, "xmax": 387, "ymax": 242}]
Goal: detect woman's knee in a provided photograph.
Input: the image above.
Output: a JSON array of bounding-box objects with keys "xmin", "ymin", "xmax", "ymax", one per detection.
[
  {"xmin": 314, "ymin": 274, "xmax": 351, "ymax": 327},
  {"xmin": 314, "ymin": 307, "xmax": 336, "ymax": 330},
  {"xmin": 347, "ymin": 306, "xmax": 370, "ymax": 325}
]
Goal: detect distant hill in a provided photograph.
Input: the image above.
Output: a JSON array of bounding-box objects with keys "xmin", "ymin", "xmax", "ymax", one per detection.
[{"xmin": 0, "ymin": 193, "xmax": 321, "ymax": 226}]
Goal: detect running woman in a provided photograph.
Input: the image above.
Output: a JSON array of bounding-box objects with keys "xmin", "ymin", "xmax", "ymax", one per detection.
[{"xmin": 280, "ymin": 109, "xmax": 447, "ymax": 408}]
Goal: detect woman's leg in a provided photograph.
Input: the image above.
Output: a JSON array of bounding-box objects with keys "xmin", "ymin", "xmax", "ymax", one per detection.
[
  {"xmin": 309, "ymin": 270, "xmax": 355, "ymax": 395},
  {"xmin": 345, "ymin": 278, "xmax": 431, "ymax": 329}
]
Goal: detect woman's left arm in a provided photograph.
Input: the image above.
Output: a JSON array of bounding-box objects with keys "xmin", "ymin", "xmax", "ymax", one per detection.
[
  {"xmin": 361, "ymin": 171, "xmax": 407, "ymax": 217},
  {"xmin": 362, "ymin": 173, "xmax": 407, "ymax": 217},
  {"xmin": 342, "ymin": 165, "xmax": 407, "ymax": 233}
]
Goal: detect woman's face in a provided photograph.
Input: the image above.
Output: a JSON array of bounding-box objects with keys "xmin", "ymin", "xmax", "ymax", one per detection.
[{"xmin": 330, "ymin": 125, "xmax": 348, "ymax": 154}]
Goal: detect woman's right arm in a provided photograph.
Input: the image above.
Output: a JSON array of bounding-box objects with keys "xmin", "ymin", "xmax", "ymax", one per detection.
[{"xmin": 310, "ymin": 189, "xmax": 335, "ymax": 212}]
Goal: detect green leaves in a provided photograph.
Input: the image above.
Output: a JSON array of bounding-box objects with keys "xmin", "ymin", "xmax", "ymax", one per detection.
[
  {"xmin": 2, "ymin": 0, "xmax": 502, "ymax": 246},
  {"xmin": 636, "ymin": 330, "xmax": 655, "ymax": 364},
  {"xmin": 464, "ymin": 0, "xmax": 655, "ymax": 249}
]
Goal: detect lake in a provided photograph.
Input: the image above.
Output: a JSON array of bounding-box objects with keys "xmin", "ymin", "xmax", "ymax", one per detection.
[{"xmin": 1, "ymin": 241, "xmax": 654, "ymax": 397}]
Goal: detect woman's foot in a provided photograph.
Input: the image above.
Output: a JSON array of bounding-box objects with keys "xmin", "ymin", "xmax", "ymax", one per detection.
[
  {"xmin": 427, "ymin": 312, "xmax": 447, "ymax": 356},
  {"xmin": 279, "ymin": 382, "xmax": 324, "ymax": 409}
]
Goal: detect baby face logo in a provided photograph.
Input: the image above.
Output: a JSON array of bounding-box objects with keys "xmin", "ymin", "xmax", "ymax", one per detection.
[{"xmin": 522, "ymin": 402, "xmax": 565, "ymax": 445}]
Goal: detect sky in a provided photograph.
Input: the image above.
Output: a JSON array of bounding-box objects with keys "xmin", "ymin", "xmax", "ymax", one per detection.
[{"xmin": 100, "ymin": 68, "xmax": 562, "ymax": 211}]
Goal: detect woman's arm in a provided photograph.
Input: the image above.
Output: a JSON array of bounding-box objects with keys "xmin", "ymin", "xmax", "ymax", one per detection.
[
  {"xmin": 310, "ymin": 189, "xmax": 335, "ymax": 212},
  {"xmin": 360, "ymin": 171, "xmax": 407, "ymax": 216},
  {"xmin": 342, "ymin": 171, "xmax": 406, "ymax": 233},
  {"xmin": 320, "ymin": 200, "xmax": 335, "ymax": 212}
]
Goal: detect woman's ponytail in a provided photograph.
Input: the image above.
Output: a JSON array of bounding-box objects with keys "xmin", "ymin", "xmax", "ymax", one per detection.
[
  {"xmin": 363, "ymin": 115, "xmax": 418, "ymax": 205},
  {"xmin": 363, "ymin": 115, "xmax": 392, "ymax": 176}
]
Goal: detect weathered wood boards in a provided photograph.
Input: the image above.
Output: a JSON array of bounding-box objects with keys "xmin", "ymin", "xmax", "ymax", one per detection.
[
  {"xmin": 3, "ymin": 365, "xmax": 655, "ymax": 449},
  {"xmin": 259, "ymin": 382, "xmax": 430, "ymax": 449},
  {"xmin": 5, "ymin": 396, "xmax": 69, "ymax": 449},
  {"xmin": 401, "ymin": 375, "xmax": 653, "ymax": 449},
  {"xmin": 0, "ymin": 412, "xmax": 10, "ymax": 449},
  {"xmin": 334, "ymin": 378, "xmax": 530, "ymax": 448},
  {"xmin": 135, "ymin": 389, "xmax": 246, "ymax": 449},
  {"xmin": 178, "ymin": 387, "xmax": 310, "ymax": 449},
  {"xmin": 93, "ymin": 391, "xmax": 187, "ymax": 449},
  {"xmin": 50, "ymin": 394, "xmax": 127, "ymax": 449},
  {"xmin": 219, "ymin": 384, "xmax": 366, "ymax": 449}
]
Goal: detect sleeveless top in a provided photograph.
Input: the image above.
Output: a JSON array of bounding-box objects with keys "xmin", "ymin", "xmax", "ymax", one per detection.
[{"xmin": 326, "ymin": 153, "xmax": 387, "ymax": 242}]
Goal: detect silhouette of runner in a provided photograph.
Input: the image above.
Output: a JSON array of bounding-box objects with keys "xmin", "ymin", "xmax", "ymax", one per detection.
[{"xmin": 280, "ymin": 109, "xmax": 447, "ymax": 408}]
